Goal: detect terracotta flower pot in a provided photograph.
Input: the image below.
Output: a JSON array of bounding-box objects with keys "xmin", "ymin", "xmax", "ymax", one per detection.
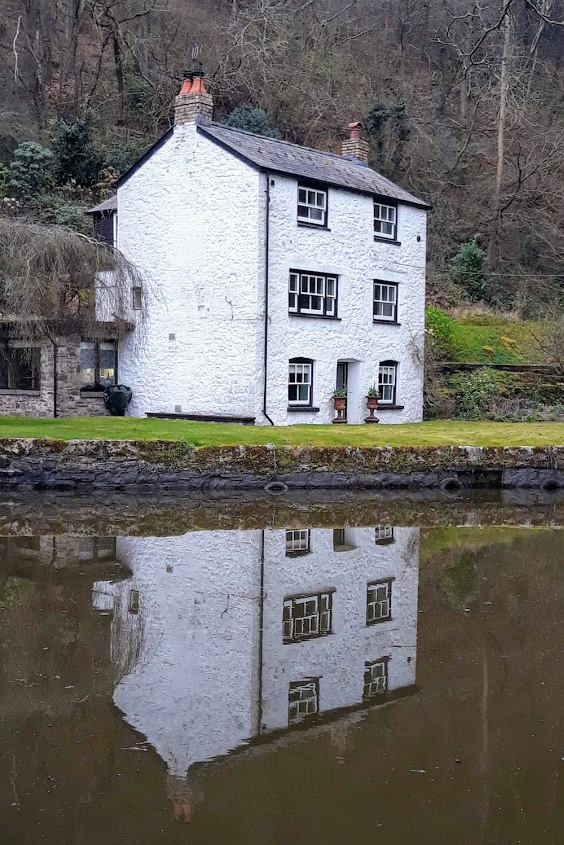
[
  {"xmin": 366, "ymin": 395, "xmax": 378, "ymax": 410},
  {"xmin": 333, "ymin": 397, "xmax": 346, "ymax": 411}
]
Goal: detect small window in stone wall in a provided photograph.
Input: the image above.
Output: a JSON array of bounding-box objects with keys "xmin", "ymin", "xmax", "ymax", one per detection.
[
  {"xmin": 132, "ymin": 287, "xmax": 143, "ymax": 310},
  {"xmin": 80, "ymin": 340, "xmax": 117, "ymax": 390},
  {"xmin": 0, "ymin": 347, "xmax": 40, "ymax": 390}
]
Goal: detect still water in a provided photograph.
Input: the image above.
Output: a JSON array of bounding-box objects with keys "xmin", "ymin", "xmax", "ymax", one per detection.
[{"xmin": 2, "ymin": 492, "xmax": 564, "ymax": 844}]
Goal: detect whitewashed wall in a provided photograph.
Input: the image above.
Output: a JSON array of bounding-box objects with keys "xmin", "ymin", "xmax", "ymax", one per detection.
[
  {"xmin": 106, "ymin": 531, "xmax": 262, "ymax": 778},
  {"xmin": 115, "ymin": 124, "xmax": 426, "ymax": 425},
  {"xmin": 116, "ymin": 124, "xmax": 264, "ymax": 419},
  {"xmin": 261, "ymin": 526, "xmax": 419, "ymax": 731},
  {"xmin": 263, "ymin": 174, "xmax": 427, "ymax": 425},
  {"xmin": 96, "ymin": 526, "xmax": 419, "ymax": 776}
]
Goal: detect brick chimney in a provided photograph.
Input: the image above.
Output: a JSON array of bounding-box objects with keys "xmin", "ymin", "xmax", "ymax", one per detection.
[
  {"xmin": 342, "ymin": 121, "xmax": 369, "ymax": 165},
  {"xmin": 174, "ymin": 67, "xmax": 213, "ymax": 125}
]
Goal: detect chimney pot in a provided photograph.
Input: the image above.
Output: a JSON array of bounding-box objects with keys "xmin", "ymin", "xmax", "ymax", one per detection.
[{"xmin": 174, "ymin": 67, "xmax": 213, "ymax": 126}]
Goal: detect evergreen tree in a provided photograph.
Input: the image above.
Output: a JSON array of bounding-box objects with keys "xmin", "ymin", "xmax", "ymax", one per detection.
[
  {"xmin": 450, "ymin": 238, "xmax": 488, "ymax": 302},
  {"xmin": 51, "ymin": 112, "xmax": 102, "ymax": 188},
  {"xmin": 223, "ymin": 103, "xmax": 278, "ymax": 137},
  {"xmin": 8, "ymin": 142, "xmax": 53, "ymax": 202}
]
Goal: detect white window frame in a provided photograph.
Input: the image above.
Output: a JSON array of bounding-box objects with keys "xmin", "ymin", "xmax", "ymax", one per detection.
[
  {"xmin": 286, "ymin": 529, "xmax": 311, "ymax": 555},
  {"xmin": 366, "ymin": 579, "xmax": 393, "ymax": 625},
  {"xmin": 374, "ymin": 201, "xmax": 397, "ymax": 240},
  {"xmin": 378, "ymin": 361, "xmax": 398, "ymax": 406},
  {"xmin": 288, "ymin": 679, "xmax": 319, "ymax": 725},
  {"xmin": 297, "ymin": 184, "xmax": 327, "ymax": 227},
  {"xmin": 363, "ymin": 658, "xmax": 389, "ymax": 699},
  {"xmin": 283, "ymin": 592, "xmax": 333, "ymax": 643},
  {"xmin": 375, "ymin": 525, "xmax": 394, "ymax": 545},
  {"xmin": 288, "ymin": 359, "xmax": 313, "ymax": 406},
  {"xmin": 373, "ymin": 282, "xmax": 398, "ymax": 322},
  {"xmin": 289, "ymin": 271, "xmax": 337, "ymax": 317}
]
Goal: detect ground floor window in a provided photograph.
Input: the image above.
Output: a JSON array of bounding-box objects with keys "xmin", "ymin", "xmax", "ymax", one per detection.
[
  {"xmin": 286, "ymin": 529, "xmax": 311, "ymax": 556},
  {"xmin": 288, "ymin": 358, "xmax": 313, "ymax": 407},
  {"xmin": 363, "ymin": 658, "xmax": 389, "ymax": 699},
  {"xmin": 378, "ymin": 360, "xmax": 398, "ymax": 405},
  {"xmin": 80, "ymin": 340, "xmax": 117, "ymax": 390},
  {"xmin": 375, "ymin": 525, "xmax": 395, "ymax": 545},
  {"xmin": 0, "ymin": 347, "xmax": 40, "ymax": 390},
  {"xmin": 366, "ymin": 578, "xmax": 393, "ymax": 624},
  {"xmin": 288, "ymin": 678, "xmax": 319, "ymax": 725}
]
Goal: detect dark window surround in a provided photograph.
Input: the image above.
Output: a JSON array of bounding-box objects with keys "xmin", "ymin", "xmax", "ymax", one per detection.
[
  {"xmin": 80, "ymin": 339, "xmax": 118, "ymax": 391},
  {"xmin": 378, "ymin": 359, "xmax": 398, "ymax": 406},
  {"xmin": 297, "ymin": 182, "xmax": 329, "ymax": 229},
  {"xmin": 283, "ymin": 590, "xmax": 334, "ymax": 644},
  {"xmin": 363, "ymin": 657, "xmax": 390, "ymax": 700},
  {"xmin": 289, "ymin": 270, "xmax": 338, "ymax": 318},
  {"xmin": 373, "ymin": 199, "xmax": 398, "ymax": 242},
  {"xmin": 366, "ymin": 577, "xmax": 394, "ymax": 625},
  {"xmin": 375, "ymin": 526, "xmax": 395, "ymax": 546},
  {"xmin": 0, "ymin": 346, "xmax": 40, "ymax": 391},
  {"xmin": 288, "ymin": 356, "xmax": 314, "ymax": 408},
  {"xmin": 373, "ymin": 281, "xmax": 399, "ymax": 324}
]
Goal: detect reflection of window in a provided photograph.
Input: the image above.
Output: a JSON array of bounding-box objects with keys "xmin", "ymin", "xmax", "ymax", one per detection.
[
  {"xmin": 333, "ymin": 528, "xmax": 356, "ymax": 552},
  {"xmin": 375, "ymin": 525, "xmax": 394, "ymax": 545},
  {"xmin": 363, "ymin": 658, "xmax": 389, "ymax": 699},
  {"xmin": 289, "ymin": 271, "xmax": 337, "ymax": 317},
  {"xmin": 367, "ymin": 579, "xmax": 393, "ymax": 625},
  {"xmin": 286, "ymin": 529, "xmax": 311, "ymax": 556},
  {"xmin": 78, "ymin": 537, "xmax": 117, "ymax": 562},
  {"xmin": 129, "ymin": 589, "xmax": 140, "ymax": 614},
  {"xmin": 297, "ymin": 184, "xmax": 327, "ymax": 227},
  {"xmin": 0, "ymin": 347, "xmax": 40, "ymax": 390},
  {"xmin": 283, "ymin": 592, "xmax": 333, "ymax": 643},
  {"xmin": 289, "ymin": 679, "xmax": 319, "ymax": 725},
  {"xmin": 80, "ymin": 340, "xmax": 117, "ymax": 390}
]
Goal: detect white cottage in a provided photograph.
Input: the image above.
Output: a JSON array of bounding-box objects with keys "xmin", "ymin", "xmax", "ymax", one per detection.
[{"xmin": 93, "ymin": 68, "xmax": 429, "ymax": 425}]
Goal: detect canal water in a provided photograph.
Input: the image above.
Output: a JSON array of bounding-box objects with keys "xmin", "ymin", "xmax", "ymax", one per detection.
[{"xmin": 2, "ymin": 492, "xmax": 564, "ymax": 844}]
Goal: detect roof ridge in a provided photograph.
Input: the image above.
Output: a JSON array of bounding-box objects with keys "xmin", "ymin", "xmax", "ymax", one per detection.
[{"xmin": 208, "ymin": 121, "xmax": 364, "ymax": 168}]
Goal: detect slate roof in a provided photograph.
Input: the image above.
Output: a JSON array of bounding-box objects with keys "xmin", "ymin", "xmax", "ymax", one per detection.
[
  {"xmin": 198, "ymin": 122, "xmax": 430, "ymax": 209},
  {"xmin": 87, "ymin": 195, "xmax": 117, "ymax": 214}
]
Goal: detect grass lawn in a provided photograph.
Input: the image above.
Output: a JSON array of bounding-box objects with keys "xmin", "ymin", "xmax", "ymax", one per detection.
[{"xmin": 1, "ymin": 417, "xmax": 564, "ymax": 447}]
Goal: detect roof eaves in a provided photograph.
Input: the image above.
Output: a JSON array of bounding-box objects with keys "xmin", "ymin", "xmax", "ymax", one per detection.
[{"xmin": 114, "ymin": 127, "xmax": 174, "ymax": 190}]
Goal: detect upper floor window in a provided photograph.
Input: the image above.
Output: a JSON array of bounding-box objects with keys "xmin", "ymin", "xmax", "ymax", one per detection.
[
  {"xmin": 289, "ymin": 271, "xmax": 337, "ymax": 317},
  {"xmin": 283, "ymin": 591, "xmax": 333, "ymax": 643},
  {"xmin": 374, "ymin": 201, "xmax": 397, "ymax": 241},
  {"xmin": 363, "ymin": 658, "xmax": 389, "ymax": 699},
  {"xmin": 298, "ymin": 184, "xmax": 327, "ymax": 227},
  {"xmin": 289, "ymin": 679, "xmax": 319, "ymax": 725},
  {"xmin": 80, "ymin": 340, "xmax": 117, "ymax": 391},
  {"xmin": 286, "ymin": 529, "xmax": 311, "ymax": 556},
  {"xmin": 375, "ymin": 525, "xmax": 395, "ymax": 545},
  {"xmin": 373, "ymin": 282, "xmax": 398, "ymax": 323},
  {"xmin": 0, "ymin": 347, "xmax": 40, "ymax": 391},
  {"xmin": 288, "ymin": 357, "xmax": 313, "ymax": 407},
  {"xmin": 366, "ymin": 578, "xmax": 393, "ymax": 625},
  {"xmin": 378, "ymin": 360, "xmax": 398, "ymax": 405}
]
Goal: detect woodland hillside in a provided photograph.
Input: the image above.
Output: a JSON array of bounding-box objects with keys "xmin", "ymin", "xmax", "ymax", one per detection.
[{"xmin": 2, "ymin": 0, "xmax": 564, "ymax": 315}]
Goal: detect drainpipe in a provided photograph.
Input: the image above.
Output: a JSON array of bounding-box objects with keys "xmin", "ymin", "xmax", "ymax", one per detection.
[
  {"xmin": 262, "ymin": 172, "xmax": 274, "ymax": 425},
  {"xmin": 257, "ymin": 529, "xmax": 265, "ymax": 736}
]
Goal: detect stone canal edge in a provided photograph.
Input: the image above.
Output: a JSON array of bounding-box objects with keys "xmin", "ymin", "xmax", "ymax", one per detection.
[{"xmin": 1, "ymin": 439, "xmax": 564, "ymax": 490}]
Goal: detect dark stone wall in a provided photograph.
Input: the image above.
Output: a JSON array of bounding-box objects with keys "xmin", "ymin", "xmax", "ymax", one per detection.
[{"xmin": 0, "ymin": 440, "xmax": 563, "ymax": 491}]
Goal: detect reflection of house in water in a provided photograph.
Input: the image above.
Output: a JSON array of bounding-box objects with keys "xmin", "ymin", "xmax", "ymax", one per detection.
[{"xmin": 96, "ymin": 526, "xmax": 419, "ymax": 816}]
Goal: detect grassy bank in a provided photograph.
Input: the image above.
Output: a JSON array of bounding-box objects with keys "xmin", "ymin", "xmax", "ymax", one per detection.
[{"xmin": 2, "ymin": 417, "xmax": 564, "ymax": 447}]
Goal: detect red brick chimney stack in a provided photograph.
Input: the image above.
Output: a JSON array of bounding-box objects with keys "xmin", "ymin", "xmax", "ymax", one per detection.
[{"xmin": 342, "ymin": 121, "xmax": 369, "ymax": 165}]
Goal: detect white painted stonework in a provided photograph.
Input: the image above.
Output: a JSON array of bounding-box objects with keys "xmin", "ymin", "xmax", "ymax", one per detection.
[
  {"xmin": 94, "ymin": 525, "xmax": 419, "ymax": 780},
  {"xmin": 115, "ymin": 120, "xmax": 427, "ymax": 424}
]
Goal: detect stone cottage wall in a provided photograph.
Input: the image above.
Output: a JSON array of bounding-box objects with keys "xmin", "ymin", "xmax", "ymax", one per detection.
[{"xmin": 0, "ymin": 337, "xmax": 109, "ymax": 419}]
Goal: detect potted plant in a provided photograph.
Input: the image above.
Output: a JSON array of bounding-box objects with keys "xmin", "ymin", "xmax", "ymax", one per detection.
[
  {"xmin": 365, "ymin": 385, "xmax": 380, "ymax": 423},
  {"xmin": 331, "ymin": 387, "xmax": 347, "ymax": 424}
]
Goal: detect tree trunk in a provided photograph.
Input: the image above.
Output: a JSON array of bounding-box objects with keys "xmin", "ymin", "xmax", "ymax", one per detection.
[{"xmin": 489, "ymin": 3, "xmax": 511, "ymax": 264}]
